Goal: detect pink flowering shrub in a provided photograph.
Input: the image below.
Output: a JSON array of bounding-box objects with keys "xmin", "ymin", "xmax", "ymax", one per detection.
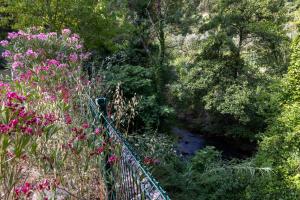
[
  {"xmin": 0, "ymin": 28, "xmax": 108, "ymax": 199},
  {"xmin": 2, "ymin": 28, "xmax": 90, "ymax": 94},
  {"xmin": 0, "ymin": 81, "xmax": 61, "ymax": 199}
]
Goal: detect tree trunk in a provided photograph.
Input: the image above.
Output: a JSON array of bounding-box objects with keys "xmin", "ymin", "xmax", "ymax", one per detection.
[{"xmin": 156, "ymin": 0, "xmax": 166, "ymax": 102}]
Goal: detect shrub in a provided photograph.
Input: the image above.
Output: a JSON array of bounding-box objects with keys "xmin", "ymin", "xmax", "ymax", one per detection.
[
  {"xmin": 253, "ymin": 35, "xmax": 300, "ymax": 199},
  {"xmin": 0, "ymin": 28, "xmax": 107, "ymax": 199}
]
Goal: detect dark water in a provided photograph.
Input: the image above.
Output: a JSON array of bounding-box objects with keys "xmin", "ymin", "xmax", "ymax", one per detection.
[
  {"xmin": 172, "ymin": 127, "xmax": 255, "ymax": 159},
  {"xmin": 172, "ymin": 128, "xmax": 205, "ymax": 156}
]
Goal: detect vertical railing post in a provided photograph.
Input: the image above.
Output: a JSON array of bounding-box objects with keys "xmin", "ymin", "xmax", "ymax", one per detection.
[
  {"xmin": 96, "ymin": 97, "xmax": 115, "ymax": 199},
  {"xmin": 96, "ymin": 97, "xmax": 107, "ymax": 117}
]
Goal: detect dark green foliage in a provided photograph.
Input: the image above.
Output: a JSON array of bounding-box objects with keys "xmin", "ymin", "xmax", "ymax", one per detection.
[
  {"xmin": 253, "ymin": 35, "xmax": 300, "ymax": 199},
  {"xmin": 171, "ymin": 0, "xmax": 289, "ymax": 138},
  {"xmin": 102, "ymin": 64, "xmax": 154, "ymax": 97},
  {"xmin": 101, "ymin": 63, "xmax": 161, "ymax": 128},
  {"xmin": 153, "ymin": 146, "xmax": 273, "ymax": 200},
  {"xmin": 98, "ymin": 58, "xmax": 174, "ymax": 130},
  {"xmin": 0, "ymin": 0, "xmax": 132, "ymax": 51},
  {"xmin": 0, "ymin": 46, "xmax": 6, "ymax": 69}
]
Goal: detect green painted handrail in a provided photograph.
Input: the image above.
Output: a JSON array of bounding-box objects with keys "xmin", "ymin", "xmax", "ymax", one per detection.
[{"xmin": 88, "ymin": 97, "xmax": 171, "ymax": 200}]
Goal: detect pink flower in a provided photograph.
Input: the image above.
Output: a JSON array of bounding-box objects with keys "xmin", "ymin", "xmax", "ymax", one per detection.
[
  {"xmin": 41, "ymin": 65, "xmax": 50, "ymax": 71},
  {"xmin": 50, "ymin": 95, "xmax": 57, "ymax": 101},
  {"xmin": 62, "ymin": 29, "xmax": 71, "ymax": 35},
  {"xmin": 65, "ymin": 114, "xmax": 72, "ymax": 124},
  {"xmin": 6, "ymin": 151, "xmax": 14, "ymax": 158},
  {"xmin": 76, "ymin": 44, "xmax": 83, "ymax": 49},
  {"xmin": 7, "ymin": 32, "xmax": 19, "ymax": 39},
  {"xmin": 17, "ymin": 30, "xmax": 26, "ymax": 36},
  {"xmin": 72, "ymin": 33, "xmax": 80, "ymax": 39},
  {"xmin": 48, "ymin": 32, "xmax": 57, "ymax": 37},
  {"xmin": 67, "ymin": 37, "xmax": 78, "ymax": 44},
  {"xmin": 0, "ymin": 124, "xmax": 10, "ymax": 134},
  {"xmin": 18, "ymin": 109, "xmax": 26, "ymax": 118},
  {"xmin": 15, "ymin": 182, "xmax": 33, "ymax": 197},
  {"xmin": 36, "ymin": 33, "xmax": 48, "ymax": 40},
  {"xmin": 96, "ymin": 146, "xmax": 105, "ymax": 155},
  {"xmin": 21, "ymin": 182, "xmax": 32, "ymax": 194},
  {"xmin": 12, "ymin": 61, "xmax": 24, "ymax": 70},
  {"xmin": 5, "ymin": 101, "xmax": 18, "ymax": 108},
  {"xmin": 24, "ymin": 127, "xmax": 33, "ymax": 135},
  {"xmin": 90, "ymin": 146, "xmax": 105, "ymax": 156},
  {"xmin": 0, "ymin": 40, "xmax": 9, "ymax": 47},
  {"xmin": 47, "ymin": 59, "xmax": 60, "ymax": 66},
  {"xmin": 95, "ymin": 128, "xmax": 101, "ymax": 135},
  {"xmin": 13, "ymin": 53, "xmax": 23, "ymax": 61},
  {"xmin": 0, "ymin": 81, "xmax": 9, "ymax": 88},
  {"xmin": 20, "ymin": 70, "xmax": 33, "ymax": 81},
  {"xmin": 77, "ymin": 133, "xmax": 86, "ymax": 141},
  {"xmin": 44, "ymin": 94, "xmax": 56, "ymax": 101},
  {"xmin": 143, "ymin": 157, "xmax": 159, "ymax": 165},
  {"xmin": 69, "ymin": 53, "xmax": 78, "ymax": 62},
  {"xmin": 26, "ymin": 49, "xmax": 38, "ymax": 58},
  {"xmin": 57, "ymin": 63, "xmax": 68, "ymax": 68},
  {"xmin": 71, "ymin": 36, "xmax": 79, "ymax": 42},
  {"xmin": 82, "ymin": 122, "xmax": 89, "ymax": 129},
  {"xmin": 9, "ymin": 119, "xmax": 18, "ymax": 128},
  {"xmin": 59, "ymin": 86, "xmax": 70, "ymax": 103},
  {"xmin": 36, "ymin": 179, "xmax": 50, "ymax": 191},
  {"xmin": 44, "ymin": 113, "xmax": 57, "ymax": 125},
  {"xmin": 108, "ymin": 155, "xmax": 118, "ymax": 165},
  {"xmin": 33, "ymin": 117, "xmax": 43, "ymax": 126},
  {"xmin": 7, "ymin": 91, "xmax": 26, "ymax": 102},
  {"xmin": 96, "ymin": 146, "xmax": 105, "ymax": 154},
  {"xmin": 6, "ymin": 91, "xmax": 17, "ymax": 99},
  {"xmin": 80, "ymin": 52, "xmax": 91, "ymax": 60},
  {"xmin": 14, "ymin": 188, "xmax": 21, "ymax": 197},
  {"xmin": 25, "ymin": 34, "xmax": 33, "ymax": 40},
  {"xmin": 2, "ymin": 50, "xmax": 11, "ymax": 58}
]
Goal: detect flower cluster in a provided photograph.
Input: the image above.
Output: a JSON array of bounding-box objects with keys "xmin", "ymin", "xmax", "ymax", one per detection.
[
  {"xmin": 94, "ymin": 127, "xmax": 103, "ymax": 135},
  {"xmin": 15, "ymin": 179, "xmax": 59, "ymax": 199},
  {"xmin": 26, "ymin": 49, "xmax": 39, "ymax": 58},
  {"xmin": 61, "ymin": 122, "xmax": 93, "ymax": 154},
  {"xmin": 14, "ymin": 182, "xmax": 32, "ymax": 198},
  {"xmin": 2, "ymin": 50, "xmax": 11, "ymax": 58},
  {"xmin": 143, "ymin": 157, "xmax": 160, "ymax": 165},
  {"xmin": 0, "ymin": 28, "xmax": 90, "ymax": 89},
  {"xmin": 0, "ymin": 29, "xmax": 103, "ymax": 199},
  {"xmin": 108, "ymin": 154, "xmax": 118, "ymax": 165},
  {"xmin": 0, "ymin": 40, "xmax": 9, "ymax": 47},
  {"xmin": 0, "ymin": 87, "xmax": 57, "ymax": 136},
  {"xmin": 90, "ymin": 145, "xmax": 105, "ymax": 156}
]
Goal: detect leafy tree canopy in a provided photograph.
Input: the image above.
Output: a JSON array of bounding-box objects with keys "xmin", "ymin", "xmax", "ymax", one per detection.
[
  {"xmin": 0, "ymin": 0, "xmax": 132, "ymax": 51},
  {"xmin": 171, "ymin": 0, "xmax": 289, "ymax": 138}
]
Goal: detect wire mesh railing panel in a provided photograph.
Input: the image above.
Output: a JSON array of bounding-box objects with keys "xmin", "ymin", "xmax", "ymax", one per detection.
[{"xmin": 88, "ymin": 97, "xmax": 170, "ymax": 200}]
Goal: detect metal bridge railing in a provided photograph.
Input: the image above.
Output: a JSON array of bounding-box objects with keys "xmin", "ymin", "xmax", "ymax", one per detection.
[{"xmin": 88, "ymin": 97, "xmax": 171, "ymax": 200}]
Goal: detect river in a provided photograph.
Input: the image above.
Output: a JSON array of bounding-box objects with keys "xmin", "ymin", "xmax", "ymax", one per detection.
[{"xmin": 172, "ymin": 127, "xmax": 256, "ymax": 159}]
